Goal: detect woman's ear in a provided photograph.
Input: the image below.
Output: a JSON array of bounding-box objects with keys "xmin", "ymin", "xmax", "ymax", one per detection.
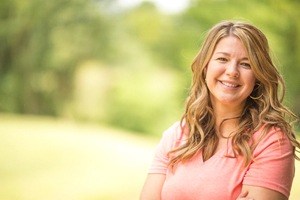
[{"xmin": 203, "ymin": 67, "xmax": 207, "ymax": 80}]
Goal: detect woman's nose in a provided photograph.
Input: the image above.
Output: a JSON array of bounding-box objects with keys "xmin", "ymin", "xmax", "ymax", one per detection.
[{"xmin": 226, "ymin": 62, "xmax": 239, "ymax": 78}]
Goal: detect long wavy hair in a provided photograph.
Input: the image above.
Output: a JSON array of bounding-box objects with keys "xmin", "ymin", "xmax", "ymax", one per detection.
[{"xmin": 168, "ymin": 20, "xmax": 300, "ymax": 169}]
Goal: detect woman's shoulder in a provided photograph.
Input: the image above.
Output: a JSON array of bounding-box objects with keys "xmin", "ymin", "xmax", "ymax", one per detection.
[
  {"xmin": 162, "ymin": 121, "xmax": 183, "ymax": 140},
  {"xmin": 252, "ymin": 125, "xmax": 293, "ymax": 155},
  {"xmin": 160, "ymin": 121, "xmax": 186, "ymax": 149},
  {"xmin": 253, "ymin": 125, "xmax": 289, "ymax": 141}
]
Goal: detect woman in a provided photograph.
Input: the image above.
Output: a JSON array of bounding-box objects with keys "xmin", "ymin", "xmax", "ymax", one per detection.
[{"xmin": 140, "ymin": 20, "xmax": 300, "ymax": 200}]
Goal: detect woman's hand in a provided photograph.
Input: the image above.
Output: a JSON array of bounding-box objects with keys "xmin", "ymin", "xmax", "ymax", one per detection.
[{"xmin": 236, "ymin": 191, "xmax": 254, "ymax": 200}]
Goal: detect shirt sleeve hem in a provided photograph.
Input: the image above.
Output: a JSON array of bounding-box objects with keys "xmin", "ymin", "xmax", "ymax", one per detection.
[{"xmin": 148, "ymin": 170, "xmax": 167, "ymax": 174}]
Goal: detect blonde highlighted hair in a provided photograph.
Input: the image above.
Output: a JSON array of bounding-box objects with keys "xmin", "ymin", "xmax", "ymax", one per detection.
[{"xmin": 168, "ymin": 20, "xmax": 300, "ymax": 169}]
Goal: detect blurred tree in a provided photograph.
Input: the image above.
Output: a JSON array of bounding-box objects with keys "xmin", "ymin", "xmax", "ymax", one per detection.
[
  {"xmin": 1, "ymin": 0, "xmax": 299, "ymax": 135},
  {"xmin": 120, "ymin": 2, "xmax": 179, "ymax": 69},
  {"xmin": 0, "ymin": 0, "xmax": 113, "ymax": 115}
]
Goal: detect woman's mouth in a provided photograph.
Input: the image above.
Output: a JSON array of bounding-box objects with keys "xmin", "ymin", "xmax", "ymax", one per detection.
[{"xmin": 220, "ymin": 81, "xmax": 239, "ymax": 88}]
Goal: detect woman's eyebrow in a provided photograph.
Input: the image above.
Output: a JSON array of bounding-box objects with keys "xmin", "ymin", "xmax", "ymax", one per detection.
[
  {"xmin": 214, "ymin": 52, "xmax": 230, "ymax": 56},
  {"xmin": 214, "ymin": 52, "xmax": 249, "ymax": 60}
]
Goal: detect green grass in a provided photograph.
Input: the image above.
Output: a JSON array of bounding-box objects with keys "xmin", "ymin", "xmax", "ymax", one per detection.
[
  {"xmin": 0, "ymin": 114, "xmax": 157, "ymax": 200},
  {"xmin": 0, "ymin": 114, "xmax": 299, "ymax": 200}
]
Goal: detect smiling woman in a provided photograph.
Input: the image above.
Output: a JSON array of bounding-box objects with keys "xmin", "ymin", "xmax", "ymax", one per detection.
[{"xmin": 140, "ymin": 20, "xmax": 300, "ymax": 200}]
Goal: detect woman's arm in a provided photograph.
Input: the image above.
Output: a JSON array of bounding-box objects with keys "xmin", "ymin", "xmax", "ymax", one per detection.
[
  {"xmin": 140, "ymin": 174, "xmax": 166, "ymax": 200},
  {"xmin": 237, "ymin": 185, "xmax": 287, "ymax": 200},
  {"xmin": 240, "ymin": 129, "xmax": 295, "ymax": 200}
]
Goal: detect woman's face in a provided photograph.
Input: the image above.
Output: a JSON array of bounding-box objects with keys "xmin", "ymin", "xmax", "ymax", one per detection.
[{"xmin": 205, "ymin": 36, "xmax": 256, "ymax": 111}]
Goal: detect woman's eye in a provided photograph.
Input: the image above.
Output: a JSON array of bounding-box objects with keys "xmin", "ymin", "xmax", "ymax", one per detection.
[
  {"xmin": 217, "ymin": 57, "xmax": 227, "ymax": 62},
  {"xmin": 240, "ymin": 62, "xmax": 251, "ymax": 69}
]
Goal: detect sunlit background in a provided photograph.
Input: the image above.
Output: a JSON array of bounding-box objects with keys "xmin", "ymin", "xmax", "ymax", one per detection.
[{"xmin": 0, "ymin": 0, "xmax": 299, "ymax": 199}]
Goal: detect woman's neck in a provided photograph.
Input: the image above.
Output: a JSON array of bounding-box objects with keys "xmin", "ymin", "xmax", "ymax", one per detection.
[
  {"xmin": 212, "ymin": 101, "xmax": 244, "ymax": 125},
  {"xmin": 213, "ymin": 105, "xmax": 244, "ymax": 138}
]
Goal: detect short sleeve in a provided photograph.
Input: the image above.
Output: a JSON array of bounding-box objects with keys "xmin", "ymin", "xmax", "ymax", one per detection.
[
  {"xmin": 148, "ymin": 122, "xmax": 183, "ymax": 174},
  {"xmin": 243, "ymin": 128, "xmax": 295, "ymax": 198}
]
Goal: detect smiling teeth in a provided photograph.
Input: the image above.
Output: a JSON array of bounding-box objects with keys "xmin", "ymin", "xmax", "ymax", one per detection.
[{"xmin": 221, "ymin": 81, "xmax": 238, "ymax": 88}]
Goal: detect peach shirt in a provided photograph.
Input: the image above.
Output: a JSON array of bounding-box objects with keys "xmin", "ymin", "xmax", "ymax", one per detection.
[{"xmin": 149, "ymin": 122, "xmax": 295, "ymax": 200}]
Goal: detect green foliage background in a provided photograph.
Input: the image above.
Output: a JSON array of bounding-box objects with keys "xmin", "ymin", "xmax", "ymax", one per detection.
[{"xmin": 0, "ymin": 0, "xmax": 299, "ymax": 135}]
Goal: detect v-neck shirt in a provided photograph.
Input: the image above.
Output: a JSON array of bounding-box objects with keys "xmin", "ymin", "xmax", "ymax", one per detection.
[{"xmin": 148, "ymin": 122, "xmax": 294, "ymax": 199}]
